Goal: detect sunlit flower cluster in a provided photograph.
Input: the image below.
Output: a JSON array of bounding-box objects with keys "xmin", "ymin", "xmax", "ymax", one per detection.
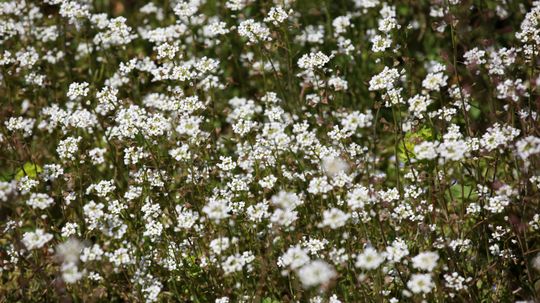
[{"xmin": 1, "ymin": 0, "xmax": 540, "ymax": 302}]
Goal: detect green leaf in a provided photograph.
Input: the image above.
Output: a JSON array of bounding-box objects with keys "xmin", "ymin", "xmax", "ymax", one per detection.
[
  {"xmin": 14, "ymin": 162, "xmax": 43, "ymax": 180},
  {"xmin": 445, "ymin": 184, "xmax": 477, "ymax": 205},
  {"xmin": 470, "ymin": 105, "xmax": 481, "ymax": 120},
  {"xmin": 398, "ymin": 127, "xmax": 434, "ymax": 161}
]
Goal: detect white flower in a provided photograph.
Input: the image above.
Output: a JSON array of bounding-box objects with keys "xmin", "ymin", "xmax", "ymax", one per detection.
[
  {"xmin": 238, "ymin": 19, "xmax": 271, "ymax": 44},
  {"xmin": 210, "ymin": 237, "xmax": 233, "ymax": 255},
  {"xmin": 61, "ymin": 262, "xmax": 84, "ymax": 283},
  {"xmin": 270, "ymin": 208, "xmax": 298, "ymax": 227},
  {"xmin": 438, "ymin": 139, "xmax": 468, "ymax": 161},
  {"xmin": 83, "ymin": 201, "xmax": 105, "ymax": 230},
  {"xmin": 407, "ymin": 273, "xmax": 435, "ymax": 294},
  {"xmin": 216, "ymin": 297, "xmax": 230, "ymax": 303},
  {"xmin": 264, "ymin": 6, "xmax": 290, "ymax": 25},
  {"xmin": 203, "ymin": 199, "xmax": 231, "ymax": 222},
  {"xmin": 5, "ymin": 117, "xmax": 35, "ymax": 137},
  {"xmin": 222, "ymin": 251, "xmax": 255, "ymax": 275},
  {"xmin": 308, "ymin": 176, "xmax": 333, "ymax": 195},
  {"xmin": 408, "ymin": 94, "xmax": 432, "ymax": 117},
  {"xmin": 369, "ymin": 66, "xmax": 400, "ymax": 91},
  {"xmin": 56, "ymin": 238, "xmax": 83, "ymax": 264},
  {"xmin": 412, "ymin": 251, "xmax": 439, "ymax": 272},
  {"xmin": 298, "ymin": 52, "xmax": 331, "ymax": 70},
  {"xmin": 463, "ymin": 47, "xmax": 486, "ymax": 66},
  {"xmin": 346, "ymin": 186, "xmax": 373, "ymax": 210},
  {"xmin": 422, "ymin": 72, "xmax": 448, "ymax": 91},
  {"xmin": 320, "ymin": 208, "xmax": 350, "ymax": 229},
  {"xmin": 175, "ymin": 206, "xmax": 199, "ymax": 230},
  {"xmin": 278, "ymin": 245, "xmax": 310, "ymax": 270},
  {"xmin": 246, "ymin": 202, "xmax": 270, "ymax": 222},
  {"xmin": 271, "ymin": 191, "xmax": 303, "ymax": 210},
  {"xmin": 516, "ymin": 136, "xmax": 540, "ymax": 160},
  {"xmin": 485, "ymin": 195, "xmax": 510, "ymax": 213},
  {"xmin": 173, "ymin": 1, "xmax": 198, "ymax": 17},
  {"xmin": 169, "ymin": 145, "xmax": 191, "ymax": 161},
  {"xmin": 297, "ymin": 260, "xmax": 337, "ymax": 288},
  {"xmin": 22, "ymin": 229, "xmax": 53, "ymax": 250},
  {"xmin": 217, "ymin": 156, "xmax": 236, "ymax": 171},
  {"xmin": 371, "ymin": 34, "xmax": 391, "ymax": 52},
  {"xmin": 414, "ymin": 141, "xmax": 439, "ymax": 160},
  {"xmin": 322, "ymin": 156, "xmax": 349, "ymax": 177},
  {"xmin": 355, "ymin": 247, "xmax": 385, "ymax": 270},
  {"xmin": 226, "ymin": 0, "xmax": 251, "ymax": 11},
  {"xmin": 80, "ymin": 244, "xmax": 104, "ymax": 262},
  {"xmin": 61, "ymin": 222, "xmax": 79, "ymax": 238},
  {"xmin": 385, "ymin": 238, "xmax": 410, "ymax": 262},
  {"xmin": 57, "ymin": 136, "xmax": 82, "ymax": 161},
  {"xmin": 332, "ymin": 16, "xmax": 351, "ymax": 35},
  {"xmin": 444, "ymin": 272, "xmax": 470, "ymax": 290},
  {"xmin": 156, "ymin": 42, "xmax": 179, "ymax": 60},
  {"xmin": 26, "ymin": 193, "xmax": 54, "ymax": 209},
  {"xmin": 67, "ymin": 82, "xmax": 89, "ymax": 100},
  {"xmin": 328, "ymin": 76, "xmax": 349, "ymax": 91}
]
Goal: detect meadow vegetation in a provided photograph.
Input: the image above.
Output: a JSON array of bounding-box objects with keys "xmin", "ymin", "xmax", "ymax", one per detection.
[{"xmin": 1, "ymin": 0, "xmax": 540, "ymax": 302}]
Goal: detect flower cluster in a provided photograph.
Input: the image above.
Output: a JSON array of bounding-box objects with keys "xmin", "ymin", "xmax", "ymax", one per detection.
[{"xmin": 1, "ymin": 0, "xmax": 540, "ymax": 302}]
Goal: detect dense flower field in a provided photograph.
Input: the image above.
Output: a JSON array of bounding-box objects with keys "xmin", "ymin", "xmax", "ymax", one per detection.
[{"xmin": 1, "ymin": 0, "xmax": 540, "ymax": 302}]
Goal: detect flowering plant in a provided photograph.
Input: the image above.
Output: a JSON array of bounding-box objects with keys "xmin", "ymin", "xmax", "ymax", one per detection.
[{"xmin": 1, "ymin": 0, "xmax": 540, "ymax": 302}]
